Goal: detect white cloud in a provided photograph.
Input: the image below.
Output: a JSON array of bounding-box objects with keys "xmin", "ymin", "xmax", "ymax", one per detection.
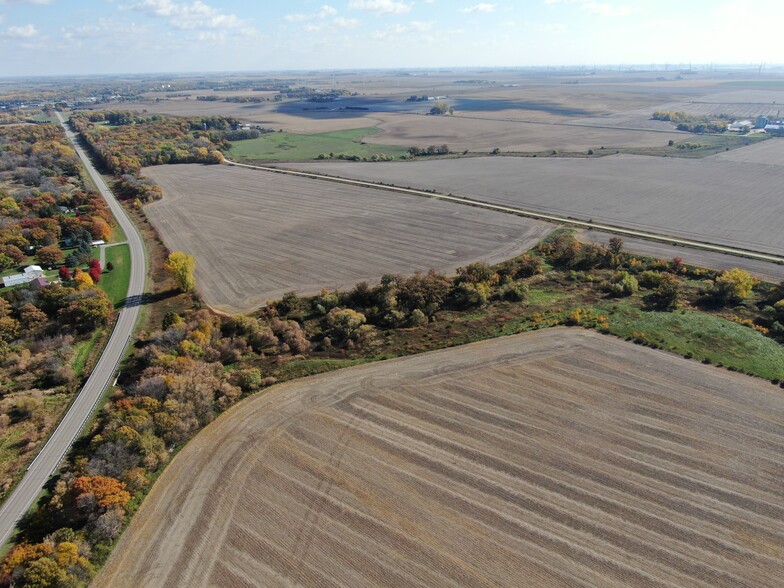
[
  {"xmin": 581, "ymin": 2, "xmax": 631, "ymax": 17},
  {"xmin": 370, "ymin": 20, "xmax": 434, "ymax": 39},
  {"xmin": 544, "ymin": 0, "xmax": 632, "ymax": 17},
  {"xmin": 131, "ymin": 0, "xmax": 247, "ymax": 30},
  {"xmin": 196, "ymin": 30, "xmax": 224, "ymax": 42},
  {"xmin": 394, "ymin": 20, "xmax": 432, "ymax": 32},
  {"xmin": 540, "ymin": 22, "xmax": 565, "ymax": 33},
  {"xmin": 333, "ymin": 16, "xmax": 359, "ymax": 28},
  {"xmin": 349, "ymin": 0, "xmax": 412, "ymax": 15},
  {"xmin": 285, "ymin": 5, "xmax": 337, "ymax": 22},
  {"xmin": 462, "ymin": 3, "xmax": 496, "ymax": 13},
  {"xmin": 301, "ymin": 15, "xmax": 360, "ymax": 33},
  {"xmin": 61, "ymin": 22, "xmax": 102, "ymax": 41},
  {"xmin": 2, "ymin": 23, "xmax": 37, "ymax": 37}
]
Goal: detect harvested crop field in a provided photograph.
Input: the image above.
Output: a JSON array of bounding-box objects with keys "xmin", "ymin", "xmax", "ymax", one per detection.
[
  {"xmin": 371, "ymin": 115, "xmax": 683, "ymax": 152},
  {"xmin": 292, "ymin": 154, "xmax": 784, "ymax": 255},
  {"xmin": 96, "ymin": 328, "xmax": 784, "ymax": 588},
  {"xmin": 714, "ymin": 138, "xmax": 784, "ymax": 166},
  {"xmin": 142, "ymin": 164, "xmax": 552, "ymax": 312}
]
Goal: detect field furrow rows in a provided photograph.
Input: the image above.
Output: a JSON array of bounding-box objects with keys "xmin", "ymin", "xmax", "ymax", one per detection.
[{"xmin": 96, "ymin": 329, "xmax": 784, "ymax": 587}]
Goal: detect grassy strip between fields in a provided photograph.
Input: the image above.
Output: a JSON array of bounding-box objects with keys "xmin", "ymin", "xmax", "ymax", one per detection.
[
  {"xmin": 99, "ymin": 244, "xmax": 131, "ymax": 307},
  {"xmin": 227, "ymin": 127, "xmax": 409, "ymax": 162},
  {"xmin": 71, "ymin": 329, "xmax": 103, "ymax": 377}
]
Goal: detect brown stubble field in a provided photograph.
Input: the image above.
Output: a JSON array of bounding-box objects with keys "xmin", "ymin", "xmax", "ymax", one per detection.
[
  {"xmin": 141, "ymin": 164, "xmax": 552, "ymax": 313},
  {"xmin": 369, "ymin": 116, "xmax": 684, "ymax": 152},
  {"xmin": 292, "ymin": 149, "xmax": 784, "ymax": 255},
  {"xmin": 95, "ymin": 328, "xmax": 784, "ymax": 588}
]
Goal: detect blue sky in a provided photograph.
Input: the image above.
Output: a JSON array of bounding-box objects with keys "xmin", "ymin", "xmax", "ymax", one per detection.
[{"xmin": 0, "ymin": 0, "xmax": 782, "ymax": 76}]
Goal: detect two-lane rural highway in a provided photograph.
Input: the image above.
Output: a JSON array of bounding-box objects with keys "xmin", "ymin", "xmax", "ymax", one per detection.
[{"xmin": 0, "ymin": 112, "xmax": 147, "ymax": 547}]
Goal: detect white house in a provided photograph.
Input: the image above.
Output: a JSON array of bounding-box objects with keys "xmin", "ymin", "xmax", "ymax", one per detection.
[{"xmin": 2, "ymin": 265, "xmax": 44, "ymax": 288}]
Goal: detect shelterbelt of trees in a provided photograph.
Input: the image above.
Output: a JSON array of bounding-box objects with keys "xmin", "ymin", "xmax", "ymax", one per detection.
[
  {"xmin": 651, "ymin": 110, "xmax": 730, "ymax": 133},
  {"xmin": 70, "ymin": 111, "xmax": 237, "ymax": 204},
  {"xmin": 0, "ymin": 123, "xmax": 116, "ymax": 508}
]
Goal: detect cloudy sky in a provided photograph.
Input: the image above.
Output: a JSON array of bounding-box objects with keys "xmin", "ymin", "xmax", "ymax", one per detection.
[{"xmin": 0, "ymin": 0, "xmax": 781, "ymax": 76}]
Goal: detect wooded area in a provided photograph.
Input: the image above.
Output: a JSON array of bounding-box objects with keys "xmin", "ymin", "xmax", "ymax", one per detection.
[{"xmin": 0, "ymin": 123, "xmax": 116, "ymax": 514}]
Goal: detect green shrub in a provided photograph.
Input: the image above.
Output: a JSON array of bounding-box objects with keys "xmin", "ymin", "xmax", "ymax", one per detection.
[
  {"xmin": 495, "ymin": 280, "xmax": 529, "ymax": 302},
  {"xmin": 606, "ymin": 271, "xmax": 639, "ymax": 297}
]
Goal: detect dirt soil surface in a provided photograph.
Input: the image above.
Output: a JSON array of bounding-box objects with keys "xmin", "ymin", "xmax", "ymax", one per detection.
[
  {"xmin": 96, "ymin": 328, "xmax": 784, "ymax": 588},
  {"xmin": 142, "ymin": 164, "xmax": 552, "ymax": 313},
  {"xmin": 291, "ymin": 152, "xmax": 784, "ymax": 255},
  {"xmin": 712, "ymin": 138, "xmax": 784, "ymax": 166}
]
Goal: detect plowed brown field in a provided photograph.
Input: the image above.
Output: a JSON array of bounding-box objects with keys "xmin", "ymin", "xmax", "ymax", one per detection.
[
  {"xmin": 96, "ymin": 329, "xmax": 784, "ymax": 588},
  {"xmin": 292, "ymin": 153, "xmax": 784, "ymax": 255},
  {"xmin": 142, "ymin": 164, "xmax": 552, "ymax": 313}
]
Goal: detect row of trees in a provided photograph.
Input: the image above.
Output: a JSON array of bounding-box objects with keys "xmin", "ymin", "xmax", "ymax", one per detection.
[
  {"xmin": 652, "ymin": 110, "xmax": 729, "ymax": 133},
  {"xmin": 407, "ymin": 145, "xmax": 450, "ymax": 157}
]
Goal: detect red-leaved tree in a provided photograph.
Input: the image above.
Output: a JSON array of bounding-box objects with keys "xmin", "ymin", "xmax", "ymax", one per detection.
[{"xmin": 88, "ymin": 266, "xmax": 101, "ymax": 283}]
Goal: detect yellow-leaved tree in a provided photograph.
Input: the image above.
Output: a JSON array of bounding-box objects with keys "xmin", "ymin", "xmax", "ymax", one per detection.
[
  {"xmin": 164, "ymin": 251, "xmax": 196, "ymax": 292},
  {"xmin": 713, "ymin": 268, "xmax": 758, "ymax": 304}
]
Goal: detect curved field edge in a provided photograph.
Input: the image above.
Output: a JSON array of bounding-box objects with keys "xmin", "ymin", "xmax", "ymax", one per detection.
[{"xmin": 95, "ymin": 328, "xmax": 784, "ymax": 588}]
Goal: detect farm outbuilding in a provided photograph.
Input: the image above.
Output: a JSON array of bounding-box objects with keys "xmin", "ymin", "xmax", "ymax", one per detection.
[
  {"xmin": 2, "ymin": 265, "xmax": 45, "ymax": 288},
  {"xmin": 2, "ymin": 274, "xmax": 27, "ymax": 288}
]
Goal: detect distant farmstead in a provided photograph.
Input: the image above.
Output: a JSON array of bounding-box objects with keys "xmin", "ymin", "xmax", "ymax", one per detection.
[{"xmin": 2, "ymin": 265, "xmax": 45, "ymax": 288}]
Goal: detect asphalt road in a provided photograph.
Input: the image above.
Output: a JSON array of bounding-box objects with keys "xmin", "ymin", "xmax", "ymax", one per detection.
[{"xmin": 0, "ymin": 112, "xmax": 147, "ymax": 547}]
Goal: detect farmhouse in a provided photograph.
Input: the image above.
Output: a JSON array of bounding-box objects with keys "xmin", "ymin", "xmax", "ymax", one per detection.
[{"xmin": 2, "ymin": 265, "xmax": 44, "ymax": 288}]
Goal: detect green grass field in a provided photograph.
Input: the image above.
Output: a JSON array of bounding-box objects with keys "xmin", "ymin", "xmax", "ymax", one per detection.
[
  {"xmin": 227, "ymin": 127, "xmax": 409, "ymax": 162},
  {"xmin": 99, "ymin": 244, "xmax": 131, "ymax": 306},
  {"xmin": 599, "ymin": 300, "xmax": 784, "ymax": 381},
  {"xmin": 110, "ymin": 222, "xmax": 127, "ymax": 243}
]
